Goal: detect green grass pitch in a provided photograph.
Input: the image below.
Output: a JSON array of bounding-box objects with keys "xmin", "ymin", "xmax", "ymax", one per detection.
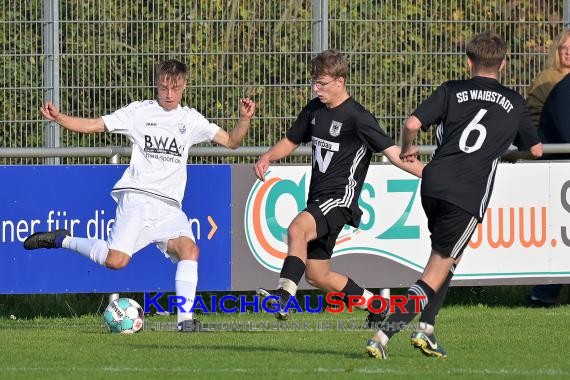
[{"xmin": 1, "ymin": 305, "xmax": 569, "ymax": 379}]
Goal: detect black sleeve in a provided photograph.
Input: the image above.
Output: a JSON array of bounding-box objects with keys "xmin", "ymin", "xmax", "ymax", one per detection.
[
  {"xmin": 412, "ymin": 83, "xmax": 448, "ymax": 131},
  {"xmin": 548, "ymin": 86, "xmax": 570, "ymax": 142},
  {"xmin": 538, "ymin": 105, "xmax": 554, "ymax": 142},
  {"xmin": 513, "ymin": 103, "xmax": 541, "ymax": 150},
  {"xmin": 286, "ymin": 104, "xmax": 312, "ymax": 144},
  {"xmin": 355, "ymin": 111, "xmax": 395, "ymax": 153}
]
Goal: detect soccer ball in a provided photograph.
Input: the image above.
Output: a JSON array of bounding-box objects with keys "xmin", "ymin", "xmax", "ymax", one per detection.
[{"xmin": 103, "ymin": 298, "xmax": 144, "ymax": 334}]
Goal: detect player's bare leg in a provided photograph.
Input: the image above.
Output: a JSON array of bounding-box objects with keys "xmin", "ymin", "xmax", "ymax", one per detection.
[
  {"xmin": 306, "ymin": 259, "xmax": 388, "ymax": 327},
  {"xmin": 257, "ymin": 212, "xmax": 317, "ymax": 319},
  {"xmin": 368, "ymin": 250, "xmax": 451, "ymax": 359},
  {"xmin": 304, "ymin": 259, "xmax": 346, "ymax": 292},
  {"xmin": 412, "ymin": 254, "xmax": 463, "ymax": 357}
]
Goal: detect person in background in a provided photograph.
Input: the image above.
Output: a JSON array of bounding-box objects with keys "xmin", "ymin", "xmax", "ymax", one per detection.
[
  {"xmin": 527, "ymin": 30, "xmax": 570, "ymax": 308},
  {"xmin": 526, "ymin": 29, "xmax": 570, "ymax": 128}
]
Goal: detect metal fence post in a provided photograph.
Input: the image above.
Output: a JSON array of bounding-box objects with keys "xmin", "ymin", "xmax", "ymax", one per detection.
[
  {"xmin": 108, "ymin": 154, "xmax": 120, "ymax": 164},
  {"xmin": 565, "ymin": 0, "xmax": 570, "ymax": 27},
  {"xmin": 43, "ymin": 0, "xmax": 60, "ymax": 165},
  {"xmin": 312, "ymin": 0, "xmax": 328, "ymax": 54}
]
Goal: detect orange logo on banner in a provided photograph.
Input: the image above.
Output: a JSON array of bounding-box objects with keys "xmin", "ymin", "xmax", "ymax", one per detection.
[{"xmin": 252, "ymin": 177, "xmax": 287, "ymax": 260}]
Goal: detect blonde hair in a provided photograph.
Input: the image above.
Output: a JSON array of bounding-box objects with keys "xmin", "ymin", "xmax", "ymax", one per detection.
[{"xmin": 546, "ymin": 29, "xmax": 570, "ymax": 71}]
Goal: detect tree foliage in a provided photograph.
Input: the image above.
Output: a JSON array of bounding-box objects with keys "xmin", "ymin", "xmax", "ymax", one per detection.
[{"xmin": 0, "ymin": 0, "xmax": 565, "ymax": 164}]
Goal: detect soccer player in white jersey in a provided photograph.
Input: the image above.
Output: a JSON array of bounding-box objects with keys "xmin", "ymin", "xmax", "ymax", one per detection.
[
  {"xmin": 365, "ymin": 32, "xmax": 542, "ymax": 359},
  {"xmin": 23, "ymin": 60, "xmax": 256, "ymax": 331}
]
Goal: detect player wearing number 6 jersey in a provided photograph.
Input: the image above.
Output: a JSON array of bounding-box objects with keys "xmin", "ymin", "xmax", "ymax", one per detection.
[
  {"xmin": 254, "ymin": 49, "xmax": 424, "ymax": 326},
  {"xmin": 366, "ymin": 31, "xmax": 543, "ymax": 360}
]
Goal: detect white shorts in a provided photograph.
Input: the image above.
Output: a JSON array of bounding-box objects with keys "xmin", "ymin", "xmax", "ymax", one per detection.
[{"xmin": 107, "ymin": 191, "xmax": 195, "ymax": 262}]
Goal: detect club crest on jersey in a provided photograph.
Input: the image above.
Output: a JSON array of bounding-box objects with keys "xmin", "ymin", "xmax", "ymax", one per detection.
[
  {"xmin": 329, "ymin": 120, "xmax": 342, "ymax": 137},
  {"xmin": 177, "ymin": 123, "xmax": 186, "ymax": 134}
]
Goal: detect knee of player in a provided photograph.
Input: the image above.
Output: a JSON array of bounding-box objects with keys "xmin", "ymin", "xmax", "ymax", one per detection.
[
  {"xmin": 105, "ymin": 254, "xmax": 130, "ymax": 270},
  {"xmin": 287, "ymin": 223, "xmax": 309, "ymax": 243},
  {"xmin": 177, "ymin": 244, "xmax": 200, "ymax": 261}
]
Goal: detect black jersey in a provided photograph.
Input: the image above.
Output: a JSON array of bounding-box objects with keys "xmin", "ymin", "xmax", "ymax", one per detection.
[
  {"xmin": 414, "ymin": 76, "xmax": 540, "ymax": 221},
  {"xmin": 538, "ymin": 73, "xmax": 570, "ymax": 159},
  {"xmin": 286, "ymin": 97, "xmax": 394, "ymax": 226}
]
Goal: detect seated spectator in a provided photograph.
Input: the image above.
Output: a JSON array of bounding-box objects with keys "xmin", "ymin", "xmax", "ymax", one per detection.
[
  {"xmin": 527, "ymin": 29, "xmax": 570, "ymax": 127},
  {"xmin": 528, "ymin": 30, "xmax": 570, "ymax": 307},
  {"xmin": 538, "ymin": 73, "xmax": 570, "ymax": 159}
]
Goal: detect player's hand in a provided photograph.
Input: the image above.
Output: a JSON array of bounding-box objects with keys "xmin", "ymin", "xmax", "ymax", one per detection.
[
  {"xmin": 254, "ymin": 155, "xmax": 270, "ymax": 181},
  {"xmin": 400, "ymin": 146, "xmax": 419, "ymax": 162},
  {"xmin": 239, "ymin": 98, "xmax": 256, "ymax": 120},
  {"xmin": 40, "ymin": 102, "xmax": 61, "ymax": 121}
]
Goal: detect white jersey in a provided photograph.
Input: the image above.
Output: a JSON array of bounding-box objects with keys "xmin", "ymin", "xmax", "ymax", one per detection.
[{"xmin": 102, "ymin": 100, "xmax": 220, "ymax": 207}]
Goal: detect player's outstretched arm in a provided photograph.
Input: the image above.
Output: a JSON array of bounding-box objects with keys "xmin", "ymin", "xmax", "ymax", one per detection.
[
  {"xmin": 400, "ymin": 115, "xmax": 422, "ymax": 162},
  {"xmin": 254, "ymin": 137, "xmax": 299, "ymax": 181},
  {"xmin": 40, "ymin": 101, "xmax": 105, "ymax": 133},
  {"xmin": 212, "ymin": 98, "xmax": 256, "ymax": 149},
  {"xmin": 383, "ymin": 145, "xmax": 424, "ymax": 178},
  {"xmin": 502, "ymin": 143, "xmax": 543, "ymax": 162},
  {"xmin": 530, "ymin": 143, "xmax": 544, "ymax": 158}
]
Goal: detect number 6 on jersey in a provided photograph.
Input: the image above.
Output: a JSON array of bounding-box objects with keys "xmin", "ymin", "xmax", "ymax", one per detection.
[{"xmin": 459, "ymin": 108, "xmax": 488, "ymax": 153}]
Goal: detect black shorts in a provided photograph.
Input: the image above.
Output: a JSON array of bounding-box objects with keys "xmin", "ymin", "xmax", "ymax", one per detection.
[
  {"xmin": 421, "ymin": 196, "xmax": 479, "ymax": 259},
  {"xmin": 304, "ymin": 199, "xmax": 354, "ymax": 260}
]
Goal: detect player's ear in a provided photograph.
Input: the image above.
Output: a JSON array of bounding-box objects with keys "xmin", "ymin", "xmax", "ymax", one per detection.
[
  {"xmin": 498, "ymin": 59, "xmax": 506, "ymax": 72},
  {"xmin": 466, "ymin": 57, "xmax": 474, "ymax": 72}
]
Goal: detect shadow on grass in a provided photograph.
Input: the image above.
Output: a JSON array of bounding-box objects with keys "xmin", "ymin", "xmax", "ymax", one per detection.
[{"xmin": 128, "ymin": 342, "xmax": 365, "ymax": 359}]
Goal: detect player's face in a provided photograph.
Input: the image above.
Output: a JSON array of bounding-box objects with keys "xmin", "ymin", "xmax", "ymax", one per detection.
[
  {"xmin": 157, "ymin": 75, "xmax": 186, "ymax": 111},
  {"xmin": 558, "ymin": 37, "xmax": 570, "ymax": 70},
  {"xmin": 311, "ymin": 75, "xmax": 344, "ymax": 106}
]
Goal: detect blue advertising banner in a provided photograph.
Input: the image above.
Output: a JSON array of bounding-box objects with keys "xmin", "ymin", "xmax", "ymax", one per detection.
[{"xmin": 0, "ymin": 165, "xmax": 231, "ymax": 294}]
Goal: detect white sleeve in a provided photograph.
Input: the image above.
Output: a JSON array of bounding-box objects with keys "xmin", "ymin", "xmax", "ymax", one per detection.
[
  {"xmin": 102, "ymin": 101, "xmax": 142, "ymax": 136},
  {"xmin": 188, "ymin": 109, "xmax": 221, "ymax": 145}
]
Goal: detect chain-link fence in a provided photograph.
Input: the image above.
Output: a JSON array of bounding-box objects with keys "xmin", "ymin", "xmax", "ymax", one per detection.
[{"xmin": 1, "ymin": 0, "xmax": 567, "ymax": 164}]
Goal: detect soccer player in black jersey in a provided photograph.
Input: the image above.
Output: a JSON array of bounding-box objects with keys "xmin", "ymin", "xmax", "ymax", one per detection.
[
  {"xmin": 366, "ymin": 32, "xmax": 543, "ymax": 360},
  {"xmin": 254, "ymin": 49, "xmax": 424, "ymax": 326}
]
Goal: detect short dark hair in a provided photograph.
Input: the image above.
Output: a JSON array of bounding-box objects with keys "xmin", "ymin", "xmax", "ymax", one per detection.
[
  {"xmin": 466, "ymin": 31, "xmax": 506, "ymax": 70},
  {"xmin": 311, "ymin": 49, "xmax": 348, "ymax": 79},
  {"xmin": 155, "ymin": 59, "xmax": 187, "ymax": 83}
]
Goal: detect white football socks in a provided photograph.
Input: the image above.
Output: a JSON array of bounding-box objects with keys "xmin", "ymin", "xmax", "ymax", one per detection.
[
  {"xmin": 360, "ymin": 288, "xmax": 375, "ymax": 310},
  {"xmin": 175, "ymin": 259, "xmax": 198, "ymax": 323},
  {"xmin": 377, "ymin": 331, "xmax": 390, "ymax": 346},
  {"xmin": 278, "ymin": 278, "xmax": 298, "ymax": 296},
  {"xmin": 418, "ymin": 322, "xmax": 435, "ymax": 334},
  {"xmin": 62, "ymin": 237, "xmax": 109, "ymax": 266}
]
